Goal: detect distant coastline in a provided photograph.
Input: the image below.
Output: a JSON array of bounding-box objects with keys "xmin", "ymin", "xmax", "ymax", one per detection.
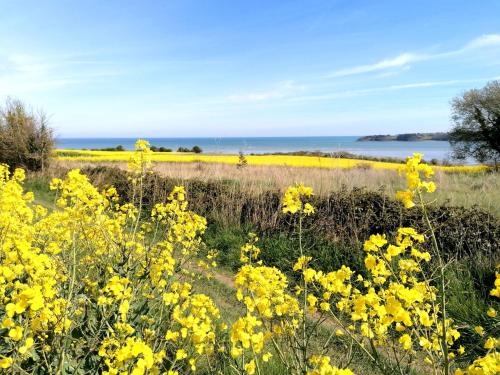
[{"xmin": 357, "ymin": 132, "xmax": 449, "ymax": 142}]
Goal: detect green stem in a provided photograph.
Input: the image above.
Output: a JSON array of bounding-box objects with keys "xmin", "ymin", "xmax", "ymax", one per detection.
[{"xmin": 418, "ymin": 190, "xmax": 449, "ymax": 375}]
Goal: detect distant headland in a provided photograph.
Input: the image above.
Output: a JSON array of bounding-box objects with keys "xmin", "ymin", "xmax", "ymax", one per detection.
[{"xmin": 357, "ymin": 132, "xmax": 449, "ymax": 142}]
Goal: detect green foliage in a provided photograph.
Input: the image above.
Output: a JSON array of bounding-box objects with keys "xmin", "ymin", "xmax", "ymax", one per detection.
[
  {"xmin": 450, "ymin": 80, "xmax": 500, "ymax": 164},
  {"xmin": 177, "ymin": 145, "xmax": 203, "ymax": 153},
  {"xmin": 90, "ymin": 145, "xmax": 125, "ymax": 151},
  {"xmin": 192, "ymin": 145, "xmax": 203, "ymax": 153},
  {"xmin": 150, "ymin": 145, "xmax": 172, "ymax": 152}
]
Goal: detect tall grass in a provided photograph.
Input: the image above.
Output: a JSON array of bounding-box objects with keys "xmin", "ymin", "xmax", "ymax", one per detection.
[{"xmin": 54, "ymin": 160, "xmax": 500, "ymax": 216}]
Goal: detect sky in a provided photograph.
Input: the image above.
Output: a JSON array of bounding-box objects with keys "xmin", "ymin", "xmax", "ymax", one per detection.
[{"xmin": 1, "ymin": 0, "xmax": 500, "ymax": 138}]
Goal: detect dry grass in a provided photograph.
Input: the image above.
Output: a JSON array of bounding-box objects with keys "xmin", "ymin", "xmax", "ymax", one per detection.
[{"xmin": 54, "ymin": 160, "xmax": 500, "ymax": 216}]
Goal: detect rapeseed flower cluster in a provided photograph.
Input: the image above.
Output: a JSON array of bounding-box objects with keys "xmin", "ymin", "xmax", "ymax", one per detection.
[
  {"xmin": 395, "ymin": 153, "xmax": 436, "ymax": 209},
  {"xmin": 228, "ymin": 154, "xmax": 498, "ymax": 375},
  {"xmin": 0, "ymin": 140, "xmax": 221, "ymax": 374}
]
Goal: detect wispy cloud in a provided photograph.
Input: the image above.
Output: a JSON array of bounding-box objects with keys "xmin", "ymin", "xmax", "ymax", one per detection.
[
  {"xmin": 290, "ymin": 76, "xmax": 500, "ymax": 102},
  {"xmin": 327, "ymin": 34, "xmax": 500, "ymax": 78},
  {"xmin": 329, "ymin": 53, "xmax": 427, "ymax": 77},
  {"xmin": 226, "ymin": 80, "xmax": 305, "ymax": 103},
  {"xmin": 0, "ymin": 53, "xmax": 120, "ymax": 96},
  {"xmin": 463, "ymin": 34, "xmax": 500, "ymax": 50}
]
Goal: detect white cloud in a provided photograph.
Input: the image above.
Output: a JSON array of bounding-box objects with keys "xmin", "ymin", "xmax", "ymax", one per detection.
[
  {"xmin": 329, "ymin": 53, "xmax": 426, "ymax": 77},
  {"xmin": 226, "ymin": 80, "xmax": 304, "ymax": 103},
  {"xmin": 463, "ymin": 34, "xmax": 500, "ymax": 49},
  {"xmin": 328, "ymin": 33, "xmax": 500, "ymax": 78},
  {"xmin": 290, "ymin": 77, "xmax": 500, "ymax": 102},
  {"xmin": 0, "ymin": 53, "xmax": 119, "ymax": 96}
]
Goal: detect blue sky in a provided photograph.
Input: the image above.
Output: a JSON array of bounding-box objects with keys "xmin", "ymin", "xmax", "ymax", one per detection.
[{"xmin": 1, "ymin": 0, "xmax": 499, "ymax": 137}]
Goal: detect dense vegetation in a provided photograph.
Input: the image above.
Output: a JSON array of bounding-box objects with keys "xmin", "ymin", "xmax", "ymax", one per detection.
[
  {"xmin": 0, "ymin": 98, "xmax": 54, "ymax": 171},
  {"xmin": 450, "ymin": 80, "xmax": 500, "ymax": 165},
  {"xmin": 7, "ymin": 140, "xmax": 497, "ymax": 374},
  {"xmin": 90, "ymin": 145, "xmax": 126, "ymax": 151},
  {"xmin": 177, "ymin": 146, "xmax": 203, "ymax": 153}
]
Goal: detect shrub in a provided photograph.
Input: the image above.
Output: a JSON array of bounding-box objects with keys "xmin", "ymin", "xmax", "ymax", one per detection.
[
  {"xmin": 0, "ymin": 98, "xmax": 54, "ymax": 171},
  {"xmin": 150, "ymin": 145, "xmax": 172, "ymax": 152},
  {"xmin": 192, "ymin": 145, "xmax": 203, "ymax": 153},
  {"xmin": 237, "ymin": 151, "xmax": 248, "ymax": 169}
]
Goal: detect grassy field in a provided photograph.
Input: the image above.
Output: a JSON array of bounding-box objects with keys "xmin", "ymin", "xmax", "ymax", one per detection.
[{"xmin": 54, "ymin": 159, "xmax": 500, "ymax": 216}]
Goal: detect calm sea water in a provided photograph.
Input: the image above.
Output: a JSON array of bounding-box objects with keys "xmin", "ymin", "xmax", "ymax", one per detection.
[{"xmin": 56, "ymin": 136, "xmax": 454, "ymax": 161}]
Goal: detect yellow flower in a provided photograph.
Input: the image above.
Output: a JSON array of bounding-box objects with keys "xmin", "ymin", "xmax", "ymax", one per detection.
[
  {"xmin": 474, "ymin": 326, "xmax": 485, "ymax": 336},
  {"xmin": 303, "ymin": 268, "xmax": 317, "ymax": 283},
  {"xmin": 399, "ymin": 334, "xmax": 412, "ymax": 350},
  {"xmin": 486, "ymin": 307, "xmax": 497, "ymax": 318},
  {"xmin": 244, "ymin": 359, "xmax": 256, "ymax": 374},
  {"xmin": 395, "ymin": 190, "xmax": 415, "ymax": 209},
  {"xmin": 396, "ymin": 154, "xmax": 436, "ymax": 209},
  {"xmin": 282, "ymin": 183, "xmax": 314, "ymax": 215},
  {"xmin": 175, "ymin": 349, "xmax": 188, "ymax": 360},
  {"xmin": 8, "ymin": 326, "xmax": 23, "ymax": 341},
  {"xmin": 19, "ymin": 337, "xmax": 34, "ymax": 354},
  {"xmin": 293, "ymin": 256, "xmax": 312, "ymax": 271},
  {"xmin": 262, "ymin": 352, "xmax": 272, "ymax": 362},
  {"xmin": 0, "ymin": 357, "xmax": 13, "ymax": 369},
  {"xmin": 484, "ymin": 337, "xmax": 497, "ymax": 350}
]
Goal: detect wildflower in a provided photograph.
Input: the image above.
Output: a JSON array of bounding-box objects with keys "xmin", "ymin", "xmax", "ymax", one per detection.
[
  {"xmin": 396, "ymin": 153, "xmax": 435, "ymax": 209},
  {"xmin": 399, "ymin": 334, "xmax": 412, "ymax": 350},
  {"xmin": 487, "ymin": 307, "xmax": 497, "ymax": 318},
  {"xmin": 282, "ymin": 183, "xmax": 315, "ymax": 215},
  {"xmin": 244, "ymin": 359, "xmax": 256, "ymax": 374},
  {"xmin": 484, "ymin": 337, "xmax": 497, "ymax": 350},
  {"xmin": 19, "ymin": 337, "xmax": 34, "ymax": 354},
  {"xmin": 475, "ymin": 326, "xmax": 485, "ymax": 336},
  {"xmin": 175, "ymin": 349, "xmax": 188, "ymax": 360},
  {"xmin": 0, "ymin": 357, "xmax": 13, "ymax": 369},
  {"xmin": 9, "ymin": 326, "xmax": 23, "ymax": 341},
  {"xmin": 293, "ymin": 256, "xmax": 312, "ymax": 271},
  {"xmin": 262, "ymin": 352, "xmax": 272, "ymax": 362}
]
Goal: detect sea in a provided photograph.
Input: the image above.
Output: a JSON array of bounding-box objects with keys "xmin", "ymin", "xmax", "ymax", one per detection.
[{"xmin": 56, "ymin": 136, "xmax": 455, "ymax": 162}]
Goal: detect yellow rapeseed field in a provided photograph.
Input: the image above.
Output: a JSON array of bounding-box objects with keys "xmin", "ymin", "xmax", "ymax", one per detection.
[{"xmin": 55, "ymin": 149, "xmax": 489, "ymax": 173}]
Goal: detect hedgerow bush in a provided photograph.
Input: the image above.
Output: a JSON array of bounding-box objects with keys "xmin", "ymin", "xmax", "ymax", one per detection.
[{"xmin": 78, "ymin": 166, "xmax": 499, "ymax": 262}]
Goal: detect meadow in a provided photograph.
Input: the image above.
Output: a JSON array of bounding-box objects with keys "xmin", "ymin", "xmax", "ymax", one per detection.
[
  {"xmin": 54, "ymin": 158, "xmax": 500, "ymax": 217},
  {"xmin": 1, "ymin": 142, "xmax": 494, "ymax": 374}
]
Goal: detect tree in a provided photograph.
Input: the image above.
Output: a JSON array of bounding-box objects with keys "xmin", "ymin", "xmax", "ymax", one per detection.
[
  {"xmin": 0, "ymin": 98, "xmax": 54, "ymax": 171},
  {"xmin": 191, "ymin": 145, "xmax": 202, "ymax": 153},
  {"xmin": 449, "ymin": 80, "xmax": 500, "ymax": 164}
]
